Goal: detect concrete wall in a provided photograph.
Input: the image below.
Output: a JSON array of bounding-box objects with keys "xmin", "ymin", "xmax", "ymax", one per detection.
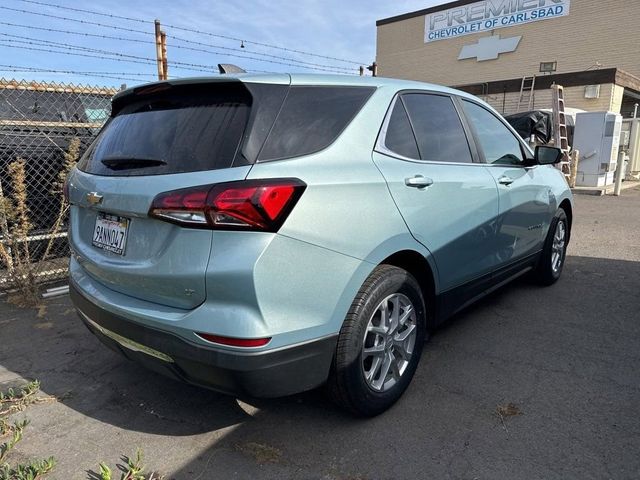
[{"xmin": 376, "ymin": 0, "xmax": 640, "ymax": 87}]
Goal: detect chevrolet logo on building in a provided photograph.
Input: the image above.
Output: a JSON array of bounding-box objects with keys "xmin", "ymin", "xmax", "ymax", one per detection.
[{"xmin": 458, "ymin": 34, "xmax": 521, "ymax": 61}]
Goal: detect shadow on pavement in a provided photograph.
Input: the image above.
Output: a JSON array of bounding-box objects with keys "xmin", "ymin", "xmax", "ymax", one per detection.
[{"xmin": 1, "ymin": 254, "xmax": 639, "ymax": 478}]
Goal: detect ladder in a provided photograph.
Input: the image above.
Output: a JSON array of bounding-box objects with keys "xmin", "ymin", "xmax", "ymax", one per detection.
[
  {"xmin": 517, "ymin": 75, "xmax": 536, "ymax": 111},
  {"xmin": 551, "ymin": 84, "xmax": 571, "ymax": 177}
]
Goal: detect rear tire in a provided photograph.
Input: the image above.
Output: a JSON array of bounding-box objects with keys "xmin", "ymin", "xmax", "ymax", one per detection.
[
  {"xmin": 532, "ymin": 208, "xmax": 569, "ymax": 286},
  {"xmin": 327, "ymin": 265, "xmax": 426, "ymax": 417}
]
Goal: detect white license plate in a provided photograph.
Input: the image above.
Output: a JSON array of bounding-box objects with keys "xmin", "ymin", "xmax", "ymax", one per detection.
[{"xmin": 92, "ymin": 213, "xmax": 130, "ymax": 255}]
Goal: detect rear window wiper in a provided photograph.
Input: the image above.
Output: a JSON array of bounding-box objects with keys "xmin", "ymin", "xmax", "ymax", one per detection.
[{"xmin": 101, "ymin": 156, "xmax": 167, "ymax": 170}]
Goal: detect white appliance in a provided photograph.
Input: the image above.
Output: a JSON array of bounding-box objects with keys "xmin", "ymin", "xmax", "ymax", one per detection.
[
  {"xmin": 621, "ymin": 118, "xmax": 640, "ymax": 177},
  {"xmin": 574, "ymin": 111, "xmax": 622, "ymax": 187}
]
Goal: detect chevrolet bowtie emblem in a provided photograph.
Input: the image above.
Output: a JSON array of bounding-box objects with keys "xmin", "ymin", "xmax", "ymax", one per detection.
[
  {"xmin": 86, "ymin": 192, "xmax": 103, "ymax": 205},
  {"xmin": 458, "ymin": 35, "xmax": 522, "ymax": 62}
]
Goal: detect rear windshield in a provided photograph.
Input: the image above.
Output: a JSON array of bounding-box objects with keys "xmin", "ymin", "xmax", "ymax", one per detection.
[
  {"xmin": 257, "ymin": 86, "xmax": 375, "ymax": 162},
  {"xmin": 78, "ymin": 83, "xmax": 374, "ymax": 176},
  {"xmin": 78, "ymin": 84, "xmax": 251, "ymax": 176}
]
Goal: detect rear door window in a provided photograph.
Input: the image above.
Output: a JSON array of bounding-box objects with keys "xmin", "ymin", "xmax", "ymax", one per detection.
[
  {"xmin": 79, "ymin": 84, "xmax": 251, "ymax": 176},
  {"xmin": 401, "ymin": 94, "xmax": 473, "ymax": 163},
  {"xmin": 257, "ymin": 86, "xmax": 375, "ymax": 161}
]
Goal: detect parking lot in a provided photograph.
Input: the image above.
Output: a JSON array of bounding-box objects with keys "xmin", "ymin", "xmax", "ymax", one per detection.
[{"xmin": 1, "ymin": 186, "xmax": 639, "ymax": 480}]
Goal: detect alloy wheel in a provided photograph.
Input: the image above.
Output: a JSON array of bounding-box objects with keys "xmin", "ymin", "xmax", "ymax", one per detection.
[
  {"xmin": 361, "ymin": 293, "xmax": 418, "ymax": 392},
  {"xmin": 551, "ymin": 220, "xmax": 566, "ymax": 273}
]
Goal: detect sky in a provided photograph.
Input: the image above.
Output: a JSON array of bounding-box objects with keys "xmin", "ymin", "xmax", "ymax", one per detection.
[{"xmin": 0, "ymin": 0, "xmax": 443, "ymax": 88}]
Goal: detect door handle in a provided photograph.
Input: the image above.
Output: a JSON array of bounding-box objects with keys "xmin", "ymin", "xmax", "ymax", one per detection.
[
  {"xmin": 497, "ymin": 175, "xmax": 514, "ymax": 186},
  {"xmin": 404, "ymin": 175, "xmax": 433, "ymax": 188}
]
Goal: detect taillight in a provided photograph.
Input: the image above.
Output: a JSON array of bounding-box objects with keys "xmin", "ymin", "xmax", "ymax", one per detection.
[
  {"xmin": 148, "ymin": 178, "xmax": 306, "ymax": 231},
  {"xmin": 195, "ymin": 332, "xmax": 271, "ymax": 348}
]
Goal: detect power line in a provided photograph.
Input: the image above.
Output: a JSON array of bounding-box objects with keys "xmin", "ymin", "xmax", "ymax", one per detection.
[
  {"xmin": 12, "ymin": 0, "xmax": 367, "ymax": 65},
  {"xmin": 166, "ymin": 33, "xmax": 354, "ymax": 72},
  {"xmin": 0, "ymin": 20, "xmax": 354, "ymax": 73},
  {"xmin": 15, "ymin": 0, "xmax": 152, "ymax": 25},
  {"xmin": 167, "ymin": 26, "xmax": 365, "ymax": 66}
]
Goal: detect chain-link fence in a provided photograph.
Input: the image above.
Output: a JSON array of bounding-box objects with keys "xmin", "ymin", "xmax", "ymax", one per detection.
[{"xmin": 0, "ymin": 78, "xmax": 115, "ymax": 291}]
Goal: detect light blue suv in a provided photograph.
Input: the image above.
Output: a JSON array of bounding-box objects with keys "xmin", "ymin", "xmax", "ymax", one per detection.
[{"xmin": 68, "ymin": 74, "xmax": 573, "ymax": 416}]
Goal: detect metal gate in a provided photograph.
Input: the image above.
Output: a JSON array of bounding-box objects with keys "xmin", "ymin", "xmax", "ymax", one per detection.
[{"xmin": 0, "ymin": 78, "xmax": 115, "ymax": 290}]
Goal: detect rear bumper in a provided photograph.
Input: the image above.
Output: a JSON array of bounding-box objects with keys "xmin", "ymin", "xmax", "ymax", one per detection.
[{"xmin": 70, "ymin": 283, "xmax": 337, "ymax": 398}]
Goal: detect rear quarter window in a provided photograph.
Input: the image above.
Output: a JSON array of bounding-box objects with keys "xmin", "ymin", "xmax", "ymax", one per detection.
[
  {"xmin": 384, "ymin": 100, "xmax": 420, "ymax": 159},
  {"xmin": 257, "ymin": 86, "xmax": 375, "ymax": 162}
]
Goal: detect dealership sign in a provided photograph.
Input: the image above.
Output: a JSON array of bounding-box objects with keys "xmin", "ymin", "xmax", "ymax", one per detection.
[{"xmin": 425, "ymin": 0, "xmax": 570, "ymax": 42}]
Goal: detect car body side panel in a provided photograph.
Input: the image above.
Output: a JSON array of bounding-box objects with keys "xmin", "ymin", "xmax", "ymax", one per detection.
[
  {"xmin": 538, "ymin": 165, "xmax": 574, "ymax": 233},
  {"xmin": 451, "ymin": 95, "xmax": 574, "ymax": 239},
  {"xmin": 251, "ymin": 234, "xmax": 374, "ymax": 340},
  {"xmin": 204, "ymin": 230, "xmax": 369, "ymax": 342},
  {"xmin": 246, "ymin": 86, "xmax": 420, "ymax": 265},
  {"xmin": 244, "ymin": 152, "xmax": 432, "ymax": 339},
  {"xmin": 372, "ymin": 153, "xmax": 500, "ymax": 292},
  {"xmin": 485, "ymin": 165, "xmax": 554, "ymax": 264}
]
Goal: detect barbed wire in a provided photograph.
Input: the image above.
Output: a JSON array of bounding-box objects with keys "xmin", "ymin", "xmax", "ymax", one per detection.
[
  {"xmin": 0, "ymin": 22, "xmax": 354, "ymax": 73},
  {"xmin": 0, "ymin": 65, "xmax": 154, "ymax": 77},
  {"xmin": 13, "ymin": 0, "xmax": 368, "ymax": 65},
  {"xmin": 0, "ymin": 41, "xmax": 217, "ymax": 74},
  {"xmin": 0, "ymin": 64, "xmax": 153, "ymax": 83},
  {"xmin": 0, "ymin": 35, "xmax": 218, "ymax": 72},
  {"xmin": 0, "ymin": 5, "xmax": 151, "ymax": 36}
]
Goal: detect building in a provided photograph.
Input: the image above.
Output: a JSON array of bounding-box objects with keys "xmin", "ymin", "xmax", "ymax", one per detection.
[{"xmin": 376, "ymin": 0, "xmax": 640, "ymax": 117}]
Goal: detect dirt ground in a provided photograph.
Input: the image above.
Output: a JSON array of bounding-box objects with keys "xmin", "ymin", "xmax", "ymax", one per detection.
[{"xmin": 1, "ymin": 186, "xmax": 639, "ymax": 479}]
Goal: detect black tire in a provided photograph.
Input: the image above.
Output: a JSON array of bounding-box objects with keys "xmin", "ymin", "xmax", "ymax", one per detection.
[
  {"xmin": 327, "ymin": 264, "xmax": 427, "ymax": 417},
  {"xmin": 532, "ymin": 208, "xmax": 569, "ymax": 286}
]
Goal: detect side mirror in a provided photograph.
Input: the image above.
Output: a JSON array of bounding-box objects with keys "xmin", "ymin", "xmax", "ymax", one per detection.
[{"xmin": 535, "ymin": 145, "xmax": 563, "ymax": 165}]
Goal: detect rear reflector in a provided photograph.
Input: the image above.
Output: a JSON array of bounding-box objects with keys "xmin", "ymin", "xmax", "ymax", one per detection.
[
  {"xmin": 195, "ymin": 332, "xmax": 271, "ymax": 348},
  {"xmin": 148, "ymin": 178, "xmax": 305, "ymax": 231}
]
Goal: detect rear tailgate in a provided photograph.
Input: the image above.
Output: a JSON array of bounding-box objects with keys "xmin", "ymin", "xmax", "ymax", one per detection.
[
  {"xmin": 68, "ymin": 168, "xmax": 251, "ymax": 309},
  {"xmin": 68, "ymin": 78, "xmax": 289, "ymax": 309}
]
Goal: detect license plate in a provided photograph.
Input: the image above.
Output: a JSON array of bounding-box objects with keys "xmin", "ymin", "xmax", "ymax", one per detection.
[{"xmin": 92, "ymin": 213, "xmax": 130, "ymax": 255}]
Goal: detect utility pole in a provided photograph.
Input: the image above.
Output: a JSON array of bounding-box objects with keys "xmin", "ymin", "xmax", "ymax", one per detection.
[
  {"xmin": 161, "ymin": 30, "xmax": 168, "ymax": 79},
  {"xmin": 154, "ymin": 19, "xmax": 168, "ymax": 81},
  {"xmin": 360, "ymin": 63, "xmax": 377, "ymax": 77}
]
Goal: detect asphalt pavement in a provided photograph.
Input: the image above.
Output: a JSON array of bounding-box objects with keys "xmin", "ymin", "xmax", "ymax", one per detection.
[{"xmin": 1, "ymin": 186, "xmax": 639, "ymax": 479}]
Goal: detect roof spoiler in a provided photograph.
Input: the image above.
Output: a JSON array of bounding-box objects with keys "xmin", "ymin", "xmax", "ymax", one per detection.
[{"xmin": 218, "ymin": 64, "xmax": 247, "ymax": 74}]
